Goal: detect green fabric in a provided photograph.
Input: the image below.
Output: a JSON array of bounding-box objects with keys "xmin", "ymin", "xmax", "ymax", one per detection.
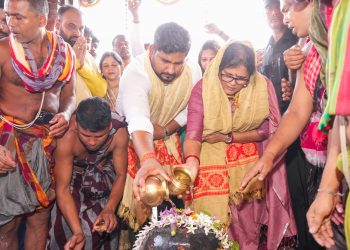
[
  {"xmin": 309, "ymin": 0, "xmax": 328, "ymax": 88},
  {"xmin": 319, "ymin": 0, "xmax": 350, "ymax": 131}
]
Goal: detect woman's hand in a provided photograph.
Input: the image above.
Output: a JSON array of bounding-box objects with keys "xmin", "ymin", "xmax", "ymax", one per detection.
[
  {"xmin": 240, "ymin": 151, "xmax": 275, "ymax": 189},
  {"xmin": 306, "ymin": 192, "xmax": 338, "ymax": 248},
  {"xmin": 202, "ymin": 132, "xmax": 227, "ymax": 144}
]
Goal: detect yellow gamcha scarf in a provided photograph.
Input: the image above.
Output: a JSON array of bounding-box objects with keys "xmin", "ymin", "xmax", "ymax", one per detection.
[
  {"xmin": 145, "ymin": 51, "xmax": 193, "ymax": 162},
  {"xmin": 118, "ymin": 52, "xmax": 192, "ymax": 230},
  {"xmin": 191, "ymin": 42, "xmax": 270, "ymax": 226}
]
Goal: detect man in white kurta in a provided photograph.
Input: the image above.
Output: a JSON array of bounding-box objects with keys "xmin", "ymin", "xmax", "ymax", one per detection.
[{"xmin": 116, "ymin": 22, "xmax": 201, "ymax": 230}]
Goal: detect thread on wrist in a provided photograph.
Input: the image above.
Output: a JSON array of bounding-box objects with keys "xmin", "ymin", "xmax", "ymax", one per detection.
[
  {"xmin": 185, "ymin": 154, "xmax": 200, "ymax": 165},
  {"xmin": 317, "ymin": 188, "xmax": 344, "ymax": 196},
  {"xmin": 140, "ymin": 152, "xmax": 156, "ymax": 164}
]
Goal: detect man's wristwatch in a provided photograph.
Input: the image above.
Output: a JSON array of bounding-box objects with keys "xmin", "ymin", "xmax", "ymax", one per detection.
[
  {"xmin": 225, "ymin": 133, "xmax": 233, "ymax": 144},
  {"xmin": 164, "ymin": 127, "xmax": 171, "ymax": 140}
]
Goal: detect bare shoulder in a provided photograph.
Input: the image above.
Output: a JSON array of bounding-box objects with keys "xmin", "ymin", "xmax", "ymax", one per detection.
[
  {"xmin": 111, "ymin": 126, "xmax": 129, "ymax": 150},
  {"xmin": 55, "ymin": 125, "xmax": 78, "ymax": 155}
]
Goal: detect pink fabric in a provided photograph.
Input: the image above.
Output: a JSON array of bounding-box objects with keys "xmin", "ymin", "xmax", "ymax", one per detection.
[
  {"xmin": 186, "ymin": 80, "xmax": 204, "ymax": 142},
  {"xmin": 304, "ymin": 44, "xmax": 322, "ymax": 97},
  {"xmin": 229, "ymin": 78, "xmax": 297, "ymax": 249},
  {"xmin": 186, "ymin": 78, "xmax": 297, "ymax": 249},
  {"xmin": 186, "ymin": 79, "xmax": 270, "ymax": 142}
]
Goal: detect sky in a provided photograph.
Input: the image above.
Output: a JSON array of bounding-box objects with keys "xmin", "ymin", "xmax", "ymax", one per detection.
[{"xmin": 82, "ymin": 0, "xmax": 271, "ymax": 62}]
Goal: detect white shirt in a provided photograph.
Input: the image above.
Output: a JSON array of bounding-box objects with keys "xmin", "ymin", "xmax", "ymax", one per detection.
[{"xmin": 116, "ymin": 53, "xmax": 202, "ymax": 135}]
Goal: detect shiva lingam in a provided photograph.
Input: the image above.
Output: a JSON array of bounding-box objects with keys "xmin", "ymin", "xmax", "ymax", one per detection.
[{"xmin": 140, "ymin": 164, "xmax": 193, "ymax": 207}]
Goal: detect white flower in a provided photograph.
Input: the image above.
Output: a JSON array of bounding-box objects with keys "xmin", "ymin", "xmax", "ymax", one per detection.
[{"xmin": 134, "ymin": 208, "xmax": 238, "ymax": 250}]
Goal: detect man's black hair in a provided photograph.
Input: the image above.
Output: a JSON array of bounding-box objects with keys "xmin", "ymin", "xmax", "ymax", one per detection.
[
  {"xmin": 58, "ymin": 5, "xmax": 83, "ymax": 19},
  {"xmin": 153, "ymin": 22, "xmax": 191, "ymax": 55},
  {"xmin": 76, "ymin": 97, "xmax": 111, "ymax": 132}
]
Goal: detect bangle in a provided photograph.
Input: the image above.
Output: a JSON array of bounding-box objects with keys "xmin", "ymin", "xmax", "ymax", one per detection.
[
  {"xmin": 317, "ymin": 188, "xmax": 344, "ymax": 197},
  {"xmin": 140, "ymin": 152, "xmax": 156, "ymax": 164},
  {"xmin": 184, "ymin": 154, "xmax": 200, "ymax": 165}
]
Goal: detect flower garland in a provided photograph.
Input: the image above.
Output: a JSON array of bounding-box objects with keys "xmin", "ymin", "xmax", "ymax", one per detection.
[{"xmin": 133, "ymin": 208, "xmax": 239, "ymax": 250}]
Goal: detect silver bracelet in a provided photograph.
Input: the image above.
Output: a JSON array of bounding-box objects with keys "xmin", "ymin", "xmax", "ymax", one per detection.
[{"xmin": 317, "ymin": 188, "xmax": 344, "ymax": 197}]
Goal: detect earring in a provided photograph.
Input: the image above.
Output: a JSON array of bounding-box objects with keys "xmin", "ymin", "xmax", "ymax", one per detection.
[{"xmin": 243, "ymin": 84, "xmax": 247, "ymax": 88}]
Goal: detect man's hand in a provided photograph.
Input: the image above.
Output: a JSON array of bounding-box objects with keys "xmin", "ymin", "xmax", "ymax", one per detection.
[
  {"xmin": 49, "ymin": 113, "xmax": 69, "ymax": 137},
  {"xmin": 306, "ymin": 192, "xmax": 338, "ymax": 248},
  {"xmin": 73, "ymin": 37, "xmax": 87, "ymax": 68},
  {"xmin": 283, "ymin": 45, "xmax": 305, "ymax": 70},
  {"xmin": 93, "ymin": 208, "xmax": 118, "ymax": 233},
  {"xmin": 152, "ymin": 123, "xmax": 165, "ymax": 140},
  {"xmin": 64, "ymin": 233, "xmax": 85, "ymax": 250},
  {"xmin": 202, "ymin": 132, "xmax": 226, "ymax": 144},
  {"xmin": 281, "ymin": 78, "xmax": 293, "ymax": 101},
  {"xmin": 240, "ymin": 151, "xmax": 275, "ymax": 190},
  {"xmin": 0, "ymin": 145, "xmax": 16, "ymax": 173},
  {"xmin": 133, "ymin": 157, "xmax": 170, "ymax": 201}
]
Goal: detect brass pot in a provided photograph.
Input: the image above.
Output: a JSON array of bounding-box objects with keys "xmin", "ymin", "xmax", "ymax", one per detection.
[
  {"xmin": 168, "ymin": 165, "xmax": 193, "ymax": 195},
  {"xmin": 140, "ymin": 175, "xmax": 169, "ymax": 207}
]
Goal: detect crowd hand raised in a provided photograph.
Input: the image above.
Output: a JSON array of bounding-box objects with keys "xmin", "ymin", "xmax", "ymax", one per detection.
[
  {"xmin": 0, "ymin": 145, "xmax": 16, "ymax": 173},
  {"xmin": 306, "ymin": 192, "xmax": 337, "ymax": 248},
  {"xmin": 240, "ymin": 151, "xmax": 275, "ymax": 190},
  {"xmin": 281, "ymin": 78, "xmax": 293, "ymax": 101},
  {"xmin": 204, "ymin": 23, "xmax": 221, "ymax": 34},
  {"xmin": 73, "ymin": 37, "xmax": 87, "ymax": 67},
  {"xmin": 283, "ymin": 45, "xmax": 305, "ymax": 70},
  {"xmin": 64, "ymin": 232, "xmax": 85, "ymax": 250},
  {"xmin": 49, "ymin": 113, "xmax": 69, "ymax": 137},
  {"xmin": 202, "ymin": 132, "xmax": 226, "ymax": 144},
  {"xmin": 133, "ymin": 158, "xmax": 170, "ymax": 201},
  {"xmin": 93, "ymin": 209, "xmax": 118, "ymax": 233},
  {"xmin": 128, "ymin": 0, "xmax": 141, "ymax": 17}
]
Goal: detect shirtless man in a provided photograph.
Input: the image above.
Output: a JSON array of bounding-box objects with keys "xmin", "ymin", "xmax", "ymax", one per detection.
[
  {"xmin": 48, "ymin": 97, "xmax": 128, "ymax": 250},
  {"xmin": 0, "ymin": 0, "xmax": 76, "ymax": 249}
]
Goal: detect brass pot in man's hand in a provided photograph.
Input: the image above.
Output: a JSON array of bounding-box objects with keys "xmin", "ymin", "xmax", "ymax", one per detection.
[{"xmin": 140, "ymin": 175, "xmax": 169, "ymax": 207}]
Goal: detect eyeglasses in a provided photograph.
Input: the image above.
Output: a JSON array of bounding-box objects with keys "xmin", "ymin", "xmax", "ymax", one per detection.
[{"xmin": 220, "ymin": 73, "xmax": 250, "ymax": 85}]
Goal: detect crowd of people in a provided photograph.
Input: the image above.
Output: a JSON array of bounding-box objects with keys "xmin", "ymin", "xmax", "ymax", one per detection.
[{"xmin": 0, "ymin": 0, "xmax": 349, "ymax": 249}]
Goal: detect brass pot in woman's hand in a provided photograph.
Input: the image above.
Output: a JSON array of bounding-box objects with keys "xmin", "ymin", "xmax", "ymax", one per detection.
[{"xmin": 168, "ymin": 164, "xmax": 193, "ymax": 196}]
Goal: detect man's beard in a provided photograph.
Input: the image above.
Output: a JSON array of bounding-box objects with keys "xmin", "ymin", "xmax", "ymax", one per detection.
[
  {"xmin": 157, "ymin": 72, "xmax": 176, "ymax": 83},
  {"xmin": 59, "ymin": 30, "xmax": 77, "ymax": 47}
]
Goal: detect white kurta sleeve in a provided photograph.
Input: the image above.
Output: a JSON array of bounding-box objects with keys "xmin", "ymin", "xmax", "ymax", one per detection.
[{"xmin": 117, "ymin": 55, "xmax": 153, "ymax": 135}]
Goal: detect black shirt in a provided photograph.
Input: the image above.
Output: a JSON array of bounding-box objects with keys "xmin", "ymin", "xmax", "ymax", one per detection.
[{"xmin": 259, "ymin": 28, "xmax": 299, "ymax": 114}]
